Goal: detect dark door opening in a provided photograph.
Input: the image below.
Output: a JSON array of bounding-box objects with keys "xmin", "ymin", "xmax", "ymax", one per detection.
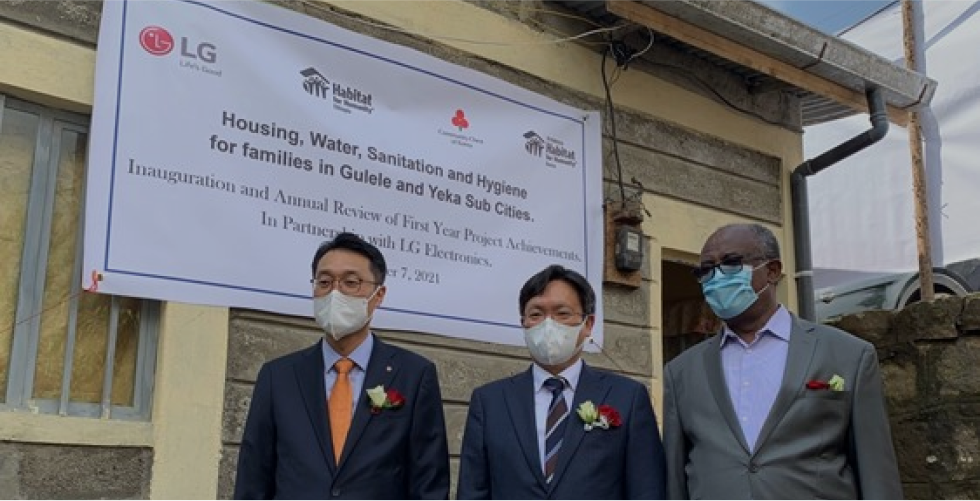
[{"xmin": 662, "ymin": 260, "xmax": 721, "ymax": 364}]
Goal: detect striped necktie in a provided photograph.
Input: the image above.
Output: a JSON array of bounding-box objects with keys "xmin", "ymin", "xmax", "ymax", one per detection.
[{"xmin": 542, "ymin": 377, "xmax": 568, "ymax": 483}]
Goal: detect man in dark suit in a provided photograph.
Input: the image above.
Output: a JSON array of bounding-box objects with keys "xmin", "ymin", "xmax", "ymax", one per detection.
[
  {"xmin": 457, "ymin": 265, "xmax": 666, "ymax": 499},
  {"xmin": 234, "ymin": 232, "xmax": 450, "ymax": 499},
  {"xmin": 664, "ymin": 223, "xmax": 902, "ymax": 499}
]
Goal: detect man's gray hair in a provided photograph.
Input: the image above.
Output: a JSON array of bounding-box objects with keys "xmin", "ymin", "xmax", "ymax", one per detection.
[{"xmin": 718, "ymin": 223, "xmax": 780, "ymax": 260}]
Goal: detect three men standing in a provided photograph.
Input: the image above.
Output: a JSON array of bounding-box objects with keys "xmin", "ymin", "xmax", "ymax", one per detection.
[{"xmin": 236, "ymin": 226, "xmax": 902, "ymax": 500}]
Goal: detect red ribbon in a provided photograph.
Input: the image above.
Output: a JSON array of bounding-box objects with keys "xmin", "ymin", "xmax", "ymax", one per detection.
[{"xmin": 86, "ymin": 270, "xmax": 101, "ymax": 292}]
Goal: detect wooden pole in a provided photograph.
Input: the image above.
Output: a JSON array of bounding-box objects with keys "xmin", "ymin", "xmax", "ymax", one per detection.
[{"xmin": 903, "ymin": 0, "xmax": 935, "ymax": 301}]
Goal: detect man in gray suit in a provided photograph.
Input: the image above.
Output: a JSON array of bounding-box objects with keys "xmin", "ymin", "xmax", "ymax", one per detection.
[{"xmin": 664, "ymin": 223, "xmax": 902, "ymax": 499}]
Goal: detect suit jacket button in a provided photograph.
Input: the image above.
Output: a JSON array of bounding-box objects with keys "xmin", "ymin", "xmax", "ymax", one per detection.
[
  {"xmin": 331, "ymin": 488, "xmax": 341, "ymax": 497},
  {"xmin": 749, "ymin": 463, "xmax": 759, "ymax": 473}
]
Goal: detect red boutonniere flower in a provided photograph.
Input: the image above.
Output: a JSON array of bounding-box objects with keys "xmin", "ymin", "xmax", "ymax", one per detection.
[
  {"xmin": 599, "ymin": 404, "xmax": 622, "ymax": 427},
  {"xmin": 366, "ymin": 385, "xmax": 405, "ymax": 414},
  {"xmin": 576, "ymin": 401, "xmax": 622, "ymax": 431},
  {"xmin": 806, "ymin": 380, "xmax": 830, "ymax": 390},
  {"xmin": 806, "ymin": 374, "xmax": 845, "ymax": 391}
]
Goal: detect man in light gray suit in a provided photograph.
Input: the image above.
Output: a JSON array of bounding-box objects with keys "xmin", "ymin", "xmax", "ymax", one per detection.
[{"xmin": 664, "ymin": 223, "xmax": 902, "ymax": 499}]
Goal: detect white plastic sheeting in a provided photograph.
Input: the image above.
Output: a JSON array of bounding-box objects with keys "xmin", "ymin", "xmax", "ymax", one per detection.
[{"xmin": 805, "ymin": 1, "xmax": 980, "ymax": 289}]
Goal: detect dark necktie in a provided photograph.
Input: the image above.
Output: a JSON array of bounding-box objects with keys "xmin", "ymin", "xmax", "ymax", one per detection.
[{"xmin": 543, "ymin": 377, "xmax": 568, "ymax": 483}]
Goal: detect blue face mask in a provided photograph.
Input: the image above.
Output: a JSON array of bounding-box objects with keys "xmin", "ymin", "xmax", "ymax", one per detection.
[{"xmin": 701, "ymin": 263, "xmax": 769, "ymax": 320}]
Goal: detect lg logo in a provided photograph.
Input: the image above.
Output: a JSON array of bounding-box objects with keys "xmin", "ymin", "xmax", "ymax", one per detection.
[
  {"xmin": 138, "ymin": 25, "xmax": 218, "ymax": 64},
  {"xmin": 139, "ymin": 26, "xmax": 173, "ymax": 56}
]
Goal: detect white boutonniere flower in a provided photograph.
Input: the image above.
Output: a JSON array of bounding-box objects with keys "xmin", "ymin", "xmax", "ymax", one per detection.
[
  {"xmin": 365, "ymin": 384, "xmax": 405, "ymax": 414},
  {"xmin": 575, "ymin": 400, "xmax": 622, "ymax": 431},
  {"xmin": 828, "ymin": 374, "xmax": 846, "ymax": 392}
]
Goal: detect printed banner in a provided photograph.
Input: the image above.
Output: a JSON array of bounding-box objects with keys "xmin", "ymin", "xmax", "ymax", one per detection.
[{"xmin": 85, "ymin": 0, "xmax": 603, "ymax": 347}]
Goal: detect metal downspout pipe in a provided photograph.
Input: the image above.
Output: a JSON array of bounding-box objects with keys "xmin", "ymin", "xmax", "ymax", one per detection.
[{"xmin": 792, "ymin": 87, "xmax": 889, "ymax": 321}]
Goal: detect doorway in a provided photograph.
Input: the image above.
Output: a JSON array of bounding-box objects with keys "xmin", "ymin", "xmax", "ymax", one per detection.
[{"xmin": 661, "ymin": 259, "xmax": 721, "ymax": 364}]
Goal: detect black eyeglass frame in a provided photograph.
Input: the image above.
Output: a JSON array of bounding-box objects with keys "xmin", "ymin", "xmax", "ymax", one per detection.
[{"xmin": 692, "ymin": 254, "xmax": 768, "ymax": 284}]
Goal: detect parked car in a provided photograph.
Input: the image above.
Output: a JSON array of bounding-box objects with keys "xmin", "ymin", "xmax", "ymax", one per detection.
[{"xmin": 815, "ymin": 265, "xmax": 975, "ymax": 322}]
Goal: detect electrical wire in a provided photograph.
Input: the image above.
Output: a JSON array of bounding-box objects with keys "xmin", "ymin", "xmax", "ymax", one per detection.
[
  {"xmin": 299, "ymin": 0, "xmax": 623, "ymax": 47},
  {"xmin": 493, "ymin": 2, "xmax": 606, "ymax": 28},
  {"xmin": 837, "ymin": 0, "xmax": 902, "ymax": 37},
  {"xmin": 602, "ymin": 68, "xmax": 623, "ymax": 187},
  {"xmin": 490, "ymin": 3, "xmax": 611, "ymax": 47},
  {"xmin": 587, "ymin": 337, "xmax": 634, "ymax": 376},
  {"xmin": 519, "ymin": 16, "xmax": 610, "ymax": 47},
  {"xmin": 639, "ymin": 60, "xmax": 790, "ymax": 127},
  {"xmin": 601, "ymin": 46, "xmax": 627, "ymax": 202},
  {"xmin": 608, "ymin": 65, "xmax": 624, "ymax": 89},
  {"xmin": 602, "ymin": 148, "xmax": 620, "ymax": 187},
  {"xmin": 626, "ymin": 27, "xmax": 656, "ymax": 66},
  {"xmin": 0, "ymin": 290, "xmax": 85, "ymax": 339}
]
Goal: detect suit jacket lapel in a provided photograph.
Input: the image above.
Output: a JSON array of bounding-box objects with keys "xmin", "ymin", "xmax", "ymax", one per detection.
[
  {"xmin": 294, "ymin": 340, "xmax": 335, "ymax": 474},
  {"xmin": 548, "ymin": 363, "xmax": 612, "ymax": 492},
  {"xmin": 703, "ymin": 336, "xmax": 751, "ymax": 454},
  {"xmin": 503, "ymin": 368, "xmax": 547, "ymax": 489},
  {"xmin": 337, "ymin": 335, "xmax": 398, "ymax": 470},
  {"xmin": 753, "ymin": 317, "xmax": 818, "ymax": 455}
]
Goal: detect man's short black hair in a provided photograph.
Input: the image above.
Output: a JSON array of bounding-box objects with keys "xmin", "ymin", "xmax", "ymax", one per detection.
[
  {"xmin": 518, "ymin": 264, "xmax": 596, "ymax": 316},
  {"xmin": 311, "ymin": 232, "xmax": 387, "ymax": 284}
]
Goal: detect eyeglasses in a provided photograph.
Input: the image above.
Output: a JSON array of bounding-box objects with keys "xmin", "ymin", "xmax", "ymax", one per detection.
[
  {"xmin": 311, "ymin": 276, "xmax": 378, "ymax": 295},
  {"xmin": 522, "ymin": 310, "xmax": 585, "ymax": 327},
  {"xmin": 692, "ymin": 255, "xmax": 767, "ymax": 284}
]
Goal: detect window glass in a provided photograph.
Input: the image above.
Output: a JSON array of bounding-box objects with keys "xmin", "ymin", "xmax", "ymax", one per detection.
[
  {"xmin": 0, "ymin": 108, "xmax": 40, "ymax": 402},
  {"xmin": 2, "ymin": 97, "xmax": 156, "ymax": 419},
  {"xmin": 32, "ymin": 128, "xmax": 140, "ymax": 406},
  {"xmin": 66, "ymin": 295, "xmax": 142, "ymax": 405},
  {"xmin": 34, "ymin": 127, "xmax": 85, "ymax": 401}
]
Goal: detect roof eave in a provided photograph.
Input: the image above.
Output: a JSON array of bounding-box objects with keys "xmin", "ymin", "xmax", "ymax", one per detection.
[{"xmin": 606, "ymin": 0, "xmax": 937, "ymax": 126}]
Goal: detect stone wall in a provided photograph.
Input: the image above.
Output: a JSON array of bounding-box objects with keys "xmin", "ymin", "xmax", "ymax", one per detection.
[
  {"xmin": 828, "ymin": 294, "xmax": 980, "ymax": 499},
  {"xmin": 0, "ymin": 443, "xmax": 152, "ymax": 499}
]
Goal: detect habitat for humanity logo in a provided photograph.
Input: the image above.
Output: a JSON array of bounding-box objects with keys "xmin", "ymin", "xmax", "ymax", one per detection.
[
  {"xmin": 300, "ymin": 67, "xmax": 374, "ymax": 115},
  {"xmin": 138, "ymin": 25, "xmax": 222, "ymax": 77},
  {"xmin": 522, "ymin": 130, "xmax": 577, "ymax": 168},
  {"xmin": 438, "ymin": 109, "xmax": 484, "ymax": 148}
]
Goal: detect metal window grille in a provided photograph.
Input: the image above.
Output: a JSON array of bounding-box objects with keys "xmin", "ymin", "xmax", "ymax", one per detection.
[{"xmin": 1, "ymin": 95, "xmax": 159, "ymax": 421}]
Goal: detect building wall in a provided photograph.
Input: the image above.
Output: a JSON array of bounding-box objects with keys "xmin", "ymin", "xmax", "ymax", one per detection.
[
  {"xmin": 0, "ymin": 0, "xmax": 802, "ymax": 498},
  {"xmin": 0, "ymin": 442, "xmax": 152, "ymax": 499}
]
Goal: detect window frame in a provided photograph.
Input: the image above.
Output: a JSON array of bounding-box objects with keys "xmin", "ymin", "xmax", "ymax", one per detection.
[{"xmin": 1, "ymin": 95, "xmax": 159, "ymax": 421}]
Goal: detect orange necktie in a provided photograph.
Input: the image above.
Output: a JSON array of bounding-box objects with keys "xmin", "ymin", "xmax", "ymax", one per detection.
[{"xmin": 328, "ymin": 358, "xmax": 355, "ymax": 463}]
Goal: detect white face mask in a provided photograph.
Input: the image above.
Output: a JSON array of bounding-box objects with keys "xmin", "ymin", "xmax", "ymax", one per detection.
[
  {"xmin": 524, "ymin": 317, "xmax": 586, "ymax": 366},
  {"xmin": 313, "ymin": 289, "xmax": 377, "ymax": 341}
]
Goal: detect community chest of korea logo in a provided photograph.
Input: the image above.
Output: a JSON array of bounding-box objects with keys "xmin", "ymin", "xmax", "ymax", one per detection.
[
  {"xmin": 438, "ymin": 109, "xmax": 484, "ymax": 148},
  {"xmin": 522, "ymin": 130, "xmax": 577, "ymax": 168}
]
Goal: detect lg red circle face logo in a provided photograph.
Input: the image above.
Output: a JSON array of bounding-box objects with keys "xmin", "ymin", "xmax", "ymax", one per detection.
[{"xmin": 139, "ymin": 26, "xmax": 174, "ymax": 56}]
